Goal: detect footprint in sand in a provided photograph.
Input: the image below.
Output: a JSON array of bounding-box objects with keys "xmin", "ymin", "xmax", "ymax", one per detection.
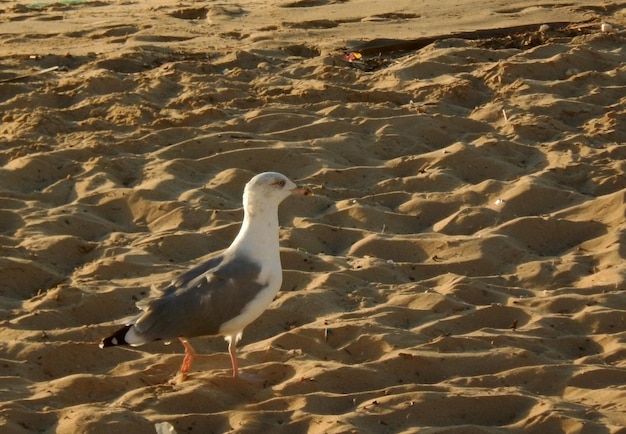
[
  {"xmin": 65, "ymin": 24, "xmax": 140, "ymax": 40},
  {"xmin": 282, "ymin": 20, "xmax": 339, "ymax": 29},
  {"xmin": 168, "ymin": 4, "xmax": 245, "ymax": 23},
  {"xmin": 362, "ymin": 12, "xmax": 420, "ymax": 22},
  {"xmin": 208, "ymin": 4, "xmax": 246, "ymax": 24},
  {"xmin": 168, "ymin": 6, "xmax": 209, "ymax": 20},
  {"xmin": 282, "ymin": 0, "xmax": 349, "ymax": 7}
]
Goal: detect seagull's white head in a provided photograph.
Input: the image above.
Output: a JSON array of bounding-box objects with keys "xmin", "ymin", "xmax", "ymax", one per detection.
[{"xmin": 243, "ymin": 172, "xmax": 311, "ymax": 215}]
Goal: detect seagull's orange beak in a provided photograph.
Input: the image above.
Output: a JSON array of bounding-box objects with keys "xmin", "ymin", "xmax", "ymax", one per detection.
[{"xmin": 292, "ymin": 185, "xmax": 313, "ymax": 196}]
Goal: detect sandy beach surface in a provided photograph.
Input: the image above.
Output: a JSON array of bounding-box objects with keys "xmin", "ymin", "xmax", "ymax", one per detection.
[{"xmin": 1, "ymin": 0, "xmax": 625, "ymax": 433}]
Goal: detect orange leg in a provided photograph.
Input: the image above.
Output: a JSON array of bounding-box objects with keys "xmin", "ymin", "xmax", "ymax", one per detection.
[
  {"xmin": 179, "ymin": 337, "xmax": 196, "ymax": 375},
  {"xmin": 228, "ymin": 338, "xmax": 239, "ymax": 378}
]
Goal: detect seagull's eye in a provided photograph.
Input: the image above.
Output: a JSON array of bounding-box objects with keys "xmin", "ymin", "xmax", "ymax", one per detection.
[{"xmin": 274, "ymin": 179, "xmax": 286, "ymax": 188}]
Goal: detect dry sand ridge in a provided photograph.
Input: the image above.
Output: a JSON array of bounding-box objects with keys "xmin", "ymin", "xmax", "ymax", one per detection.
[{"xmin": 1, "ymin": 1, "xmax": 625, "ymax": 433}]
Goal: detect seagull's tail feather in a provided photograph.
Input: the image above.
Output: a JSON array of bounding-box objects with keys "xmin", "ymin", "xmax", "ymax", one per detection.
[{"xmin": 99, "ymin": 325, "xmax": 132, "ymax": 348}]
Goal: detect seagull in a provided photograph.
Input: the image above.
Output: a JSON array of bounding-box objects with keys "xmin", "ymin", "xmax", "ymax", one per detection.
[{"xmin": 99, "ymin": 172, "xmax": 312, "ymax": 380}]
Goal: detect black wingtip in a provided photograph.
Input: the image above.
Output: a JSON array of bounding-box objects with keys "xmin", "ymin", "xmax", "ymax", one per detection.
[{"xmin": 99, "ymin": 324, "xmax": 132, "ymax": 349}]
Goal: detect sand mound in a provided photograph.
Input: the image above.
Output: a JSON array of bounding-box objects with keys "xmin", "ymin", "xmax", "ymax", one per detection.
[{"xmin": 1, "ymin": 1, "xmax": 625, "ymax": 433}]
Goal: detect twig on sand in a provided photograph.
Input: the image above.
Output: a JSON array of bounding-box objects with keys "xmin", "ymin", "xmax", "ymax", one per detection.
[{"xmin": 0, "ymin": 65, "xmax": 60, "ymax": 83}]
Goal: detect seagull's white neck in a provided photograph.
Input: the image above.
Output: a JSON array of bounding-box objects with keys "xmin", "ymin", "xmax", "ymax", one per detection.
[{"xmin": 229, "ymin": 197, "xmax": 281, "ymax": 261}]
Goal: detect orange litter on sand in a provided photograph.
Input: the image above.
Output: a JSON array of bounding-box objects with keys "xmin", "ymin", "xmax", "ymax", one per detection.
[{"xmin": 343, "ymin": 52, "xmax": 363, "ymax": 62}]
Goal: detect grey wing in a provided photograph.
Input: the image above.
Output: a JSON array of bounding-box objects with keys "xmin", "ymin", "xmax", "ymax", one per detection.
[
  {"xmin": 134, "ymin": 253, "xmax": 225, "ymax": 311},
  {"xmin": 165, "ymin": 254, "xmax": 225, "ymax": 294},
  {"xmin": 131, "ymin": 254, "xmax": 266, "ymax": 341}
]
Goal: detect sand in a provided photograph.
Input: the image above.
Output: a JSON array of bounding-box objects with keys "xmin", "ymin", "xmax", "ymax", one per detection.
[{"xmin": 1, "ymin": 0, "xmax": 625, "ymax": 433}]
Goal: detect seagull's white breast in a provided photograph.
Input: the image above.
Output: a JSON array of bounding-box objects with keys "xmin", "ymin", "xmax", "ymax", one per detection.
[{"xmin": 218, "ymin": 260, "xmax": 282, "ymax": 337}]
